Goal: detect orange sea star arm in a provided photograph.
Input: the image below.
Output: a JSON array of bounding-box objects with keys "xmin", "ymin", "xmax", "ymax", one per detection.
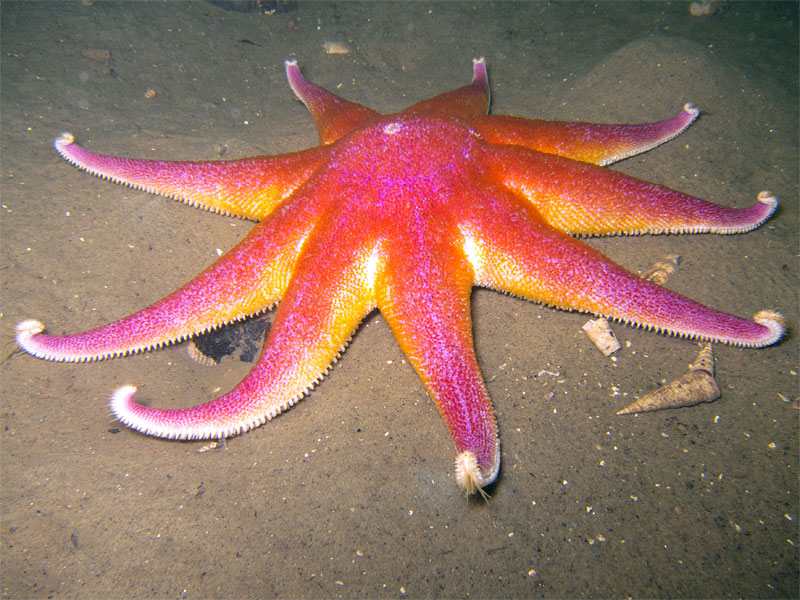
[
  {"xmin": 402, "ymin": 58, "xmax": 490, "ymax": 121},
  {"xmin": 470, "ymin": 103, "xmax": 699, "ymax": 165},
  {"xmin": 16, "ymin": 196, "xmax": 321, "ymax": 362},
  {"xmin": 54, "ymin": 132, "xmax": 329, "ymax": 221},
  {"xmin": 376, "ymin": 224, "xmax": 499, "ymax": 494},
  {"xmin": 483, "ymin": 144, "xmax": 778, "ymax": 237},
  {"xmin": 285, "ymin": 60, "xmax": 380, "ymax": 145}
]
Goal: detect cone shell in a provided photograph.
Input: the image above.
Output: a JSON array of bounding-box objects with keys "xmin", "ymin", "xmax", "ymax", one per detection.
[
  {"xmin": 689, "ymin": 343, "xmax": 714, "ymax": 375},
  {"xmin": 617, "ymin": 344, "xmax": 719, "ymax": 415}
]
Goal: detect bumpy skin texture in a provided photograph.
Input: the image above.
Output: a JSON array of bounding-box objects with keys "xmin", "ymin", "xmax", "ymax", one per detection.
[{"xmin": 16, "ymin": 58, "xmax": 783, "ymax": 495}]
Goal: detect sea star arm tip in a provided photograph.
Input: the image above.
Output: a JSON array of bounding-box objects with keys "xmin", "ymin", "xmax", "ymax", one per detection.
[
  {"xmin": 15, "ymin": 319, "xmax": 46, "ymax": 356},
  {"xmin": 471, "ymin": 57, "xmax": 488, "ymax": 84},
  {"xmin": 110, "ymin": 383, "xmax": 235, "ymax": 441},
  {"xmin": 683, "ymin": 101, "xmax": 700, "ymax": 116},
  {"xmin": 455, "ymin": 447, "xmax": 499, "ymax": 496},
  {"xmin": 756, "ymin": 190, "xmax": 778, "ymax": 210},
  {"xmin": 55, "ymin": 131, "xmax": 76, "ymax": 147},
  {"xmin": 110, "ymin": 385, "xmax": 138, "ymax": 423},
  {"xmin": 711, "ymin": 190, "xmax": 777, "ymax": 234},
  {"xmin": 752, "ymin": 310, "xmax": 785, "ymax": 346}
]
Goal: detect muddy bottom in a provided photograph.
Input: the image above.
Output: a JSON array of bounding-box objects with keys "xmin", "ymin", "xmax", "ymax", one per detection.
[{"xmin": 1, "ymin": 2, "xmax": 797, "ymax": 598}]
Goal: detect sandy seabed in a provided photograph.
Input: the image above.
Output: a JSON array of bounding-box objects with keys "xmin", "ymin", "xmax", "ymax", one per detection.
[{"xmin": 1, "ymin": 2, "xmax": 797, "ymax": 598}]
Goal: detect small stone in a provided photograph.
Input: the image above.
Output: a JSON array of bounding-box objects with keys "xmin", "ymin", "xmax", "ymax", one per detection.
[{"xmin": 81, "ymin": 48, "xmax": 111, "ymax": 63}]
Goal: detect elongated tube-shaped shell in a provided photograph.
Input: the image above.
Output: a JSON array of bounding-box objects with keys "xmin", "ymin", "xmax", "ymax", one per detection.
[{"xmin": 617, "ymin": 343, "xmax": 720, "ymax": 414}]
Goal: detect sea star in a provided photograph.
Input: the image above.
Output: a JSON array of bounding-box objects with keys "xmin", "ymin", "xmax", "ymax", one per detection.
[{"xmin": 16, "ymin": 59, "xmax": 783, "ymax": 495}]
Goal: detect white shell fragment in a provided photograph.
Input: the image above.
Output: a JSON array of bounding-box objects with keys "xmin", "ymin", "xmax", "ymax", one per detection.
[
  {"xmin": 197, "ymin": 441, "xmax": 221, "ymax": 453},
  {"xmin": 689, "ymin": 0, "xmax": 720, "ymax": 17},
  {"xmin": 617, "ymin": 344, "xmax": 720, "ymax": 415},
  {"xmin": 322, "ymin": 41, "xmax": 352, "ymax": 55},
  {"xmin": 641, "ymin": 254, "xmax": 681, "ymax": 285},
  {"xmin": 582, "ymin": 318, "xmax": 621, "ymax": 356}
]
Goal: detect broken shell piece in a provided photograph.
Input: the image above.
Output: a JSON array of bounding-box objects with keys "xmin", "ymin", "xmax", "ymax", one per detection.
[
  {"xmin": 322, "ymin": 41, "xmax": 351, "ymax": 55},
  {"xmin": 197, "ymin": 440, "xmax": 224, "ymax": 453},
  {"xmin": 641, "ymin": 254, "xmax": 682, "ymax": 285},
  {"xmin": 617, "ymin": 344, "xmax": 719, "ymax": 415},
  {"xmin": 582, "ymin": 318, "xmax": 621, "ymax": 356},
  {"xmin": 689, "ymin": 0, "xmax": 720, "ymax": 16}
]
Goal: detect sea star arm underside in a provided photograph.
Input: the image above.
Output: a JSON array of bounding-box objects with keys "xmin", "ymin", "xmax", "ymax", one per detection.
[
  {"xmin": 470, "ymin": 103, "xmax": 699, "ymax": 165},
  {"xmin": 485, "ymin": 144, "xmax": 778, "ymax": 236},
  {"xmin": 54, "ymin": 132, "xmax": 329, "ymax": 221}
]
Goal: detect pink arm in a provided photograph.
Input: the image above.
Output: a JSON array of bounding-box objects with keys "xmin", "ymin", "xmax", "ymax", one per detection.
[
  {"xmin": 485, "ymin": 144, "xmax": 778, "ymax": 237},
  {"xmin": 55, "ymin": 132, "xmax": 328, "ymax": 221},
  {"xmin": 403, "ymin": 58, "xmax": 491, "ymax": 121},
  {"xmin": 16, "ymin": 198, "xmax": 320, "ymax": 362},
  {"xmin": 471, "ymin": 103, "xmax": 699, "ymax": 165},
  {"xmin": 285, "ymin": 60, "xmax": 379, "ymax": 145}
]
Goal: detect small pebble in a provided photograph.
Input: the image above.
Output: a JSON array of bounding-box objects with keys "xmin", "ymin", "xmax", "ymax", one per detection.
[{"xmin": 81, "ymin": 48, "xmax": 111, "ymax": 63}]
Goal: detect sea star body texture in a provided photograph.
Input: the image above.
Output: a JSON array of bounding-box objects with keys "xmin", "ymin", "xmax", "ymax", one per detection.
[{"xmin": 16, "ymin": 59, "xmax": 783, "ymax": 495}]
